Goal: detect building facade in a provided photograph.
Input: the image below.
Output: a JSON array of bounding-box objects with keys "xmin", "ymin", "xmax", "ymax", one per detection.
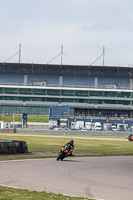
[{"xmin": 0, "ymin": 62, "xmax": 133, "ymax": 118}]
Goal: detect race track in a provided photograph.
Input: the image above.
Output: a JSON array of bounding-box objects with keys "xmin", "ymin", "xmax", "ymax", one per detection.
[{"xmin": 0, "ymin": 156, "xmax": 133, "ymax": 200}]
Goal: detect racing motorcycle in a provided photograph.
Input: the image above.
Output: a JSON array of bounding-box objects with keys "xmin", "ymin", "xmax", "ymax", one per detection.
[
  {"xmin": 57, "ymin": 144, "xmax": 73, "ymax": 161},
  {"xmin": 127, "ymin": 133, "xmax": 133, "ymax": 141}
]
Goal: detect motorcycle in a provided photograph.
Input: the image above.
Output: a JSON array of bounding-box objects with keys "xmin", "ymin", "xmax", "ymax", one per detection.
[
  {"xmin": 127, "ymin": 134, "xmax": 133, "ymax": 141},
  {"xmin": 57, "ymin": 144, "xmax": 73, "ymax": 161}
]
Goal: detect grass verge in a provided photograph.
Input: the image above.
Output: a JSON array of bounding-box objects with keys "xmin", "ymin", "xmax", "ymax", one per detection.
[
  {"xmin": 0, "ymin": 134, "xmax": 132, "ymax": 160},
  {"xmin": 0, "ymin": 186, "xmax": 92, "ymax": 200}
]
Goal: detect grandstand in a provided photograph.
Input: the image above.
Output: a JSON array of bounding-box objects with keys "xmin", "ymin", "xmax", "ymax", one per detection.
[{"xmin": 0, "ymin": 62, "xmax": 133, "ymax": 119}]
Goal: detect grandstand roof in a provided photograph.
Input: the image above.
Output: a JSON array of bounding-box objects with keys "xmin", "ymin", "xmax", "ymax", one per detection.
[{"xmin": 0, "ymin": 62, "xmax": 133, "ymax": 77}]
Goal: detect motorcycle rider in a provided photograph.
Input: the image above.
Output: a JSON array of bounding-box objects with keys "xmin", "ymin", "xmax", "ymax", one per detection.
[
  {"xmin": 129, "ymin": 133, "xmax": 133, "ymax": 141},
  {"xmin": 64, "ymin": 140, "xmax": 74, "ymax": 155},
  {"xmin": 57, "ymin": 140, "xmax": 74, "ymax": 161}
]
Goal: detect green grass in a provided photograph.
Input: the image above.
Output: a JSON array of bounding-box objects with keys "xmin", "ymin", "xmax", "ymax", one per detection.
[
  {"xmin": 0, "ymin": 114, "xmax": 49, "ymax": 123},
  {"xmin": 0, "ymin": 186, "xmax": 91, "ymax": 200},
  {"xmin": 0, "ymin": 134, "xmax": 132, "ymax": 159}
]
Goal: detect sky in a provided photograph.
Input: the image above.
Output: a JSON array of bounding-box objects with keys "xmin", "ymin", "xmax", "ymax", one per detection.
[{"xmin": 0, "ymin": 0, "xmax": 133, "ymax": 66}]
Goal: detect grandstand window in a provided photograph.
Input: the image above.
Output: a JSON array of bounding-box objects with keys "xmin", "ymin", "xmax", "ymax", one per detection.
[
  {"xmin": 32, "ymin": 89, "xmax": 46, "ymax": 95},
  {"xmin": 75, "ymin": 90, "xmax": 88, "ymax": 97},
  {"xmin": 61, "ymin": 90, "xmax": 74, "ymax": 96},
  {"xmin": 4, "ymin": 88, "xmax": 18, "ymax": 94},
  {"xmin": 46, "ymin": 98, "xmax": 59, "ymax": 102},
  {"xmin": 103, "ymin": 91, "xmax": 117, "ymax": 97},
  {"xmin": 18, "ymin": 97, "xmax": 30, "ymax": 101},
  {"xmin": 4, "ymin": 97, "xmax": 19, "ymax": 101},
  {"xmin": 89, "ymin": 91, "xmax": 102, "ymax": 97},
  {"xmin": 89, "ymin": 99, "xmax": 102, "ymax": 104},
  {"xmin": 79, "ymin": 99, "xmax": 85, "ymax": 103},
  {"xmin": 4, "ymin": 97, "xmax": 14, "ymax": 100},
  {"xmin": 62, "ymin": 98, "xmax": 78, "ymax": 103},
  {"xmin": 47, "ymin": 90, "xmax": 60, "ymax": 96},
  {"xmin": 3, "ymin": 96, "xmax": 18, "ymax": 100},
  {"xmin": 103, "ymin": 100, "xmax": 130, "ymax": 105},
  {"xmin": 62, "ymin": 98, "xmax": 76, "ymax": 103},
  {"xmin": 0, "ymin": 88, "xmax": 3, "ymax": 93},
  {"xmin": 31, "ymin": 97, "xmax": 45, "ymax": 101},
  {"xmin": 117, "ymin": 92, "xmax": 131, "ymax": 98},
  {"xmin": 19, "ymin": 89, "xmax": 32, "ymax": 94}
]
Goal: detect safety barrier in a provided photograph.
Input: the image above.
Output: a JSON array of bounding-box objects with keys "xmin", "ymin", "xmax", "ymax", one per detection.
[{"xmin": 0, "ymin": 140, "xmax": 28, "ymax": 154}]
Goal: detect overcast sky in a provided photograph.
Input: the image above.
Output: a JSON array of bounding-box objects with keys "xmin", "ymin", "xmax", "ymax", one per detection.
[{"xmin": 0, "ymin": 0, "xmax": 133, "ymax": 66}]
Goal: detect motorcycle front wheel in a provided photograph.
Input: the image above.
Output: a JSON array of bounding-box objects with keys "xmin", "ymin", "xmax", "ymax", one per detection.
[{"xmin": 57, "ymin": 151, "xmax": 65, "ymax": 161}]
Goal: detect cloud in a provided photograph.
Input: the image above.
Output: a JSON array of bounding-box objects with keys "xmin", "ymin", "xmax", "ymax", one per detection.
[{"xmin": 0, "ymin": 0, "xmax": 133, "ymax": 66}]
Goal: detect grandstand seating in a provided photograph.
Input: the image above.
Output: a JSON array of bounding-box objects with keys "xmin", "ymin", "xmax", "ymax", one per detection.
[
  {"xmin": 28, "ymin": 74, "xmax": 59, "ymax": 86},
  {"xmin": 0, "ymin": 73, "xmax": 24, "ymax": 85},
  {"xmin": 98, "ymin": 76, "xmax": 130, "ymax": 89},
  {"xmin": 0, "ymin": 100, "xmax": 58, "ymax": 107},
  {"xmin": 63, "ymin": 75, "xmax": 94, "ymax": 87},
  {"xmin": 0, "ymin": 73, "xmax": 59, "ymax": 86},
  {"xmin": 0, "ymin": 73, "xmax": 131, "ymax": 89},
  {"xmin": 0, "ymin": 100, "xmax": 23, "ymax": 105},
  {"xmin": 62, "ymin": 102, "xmax": 131, "ymax": 110}
]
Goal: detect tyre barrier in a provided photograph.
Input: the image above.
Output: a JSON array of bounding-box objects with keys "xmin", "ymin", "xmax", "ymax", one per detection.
[{"xmin": 0, "ymin": 140, "xmax": 28, "ymax": 154}]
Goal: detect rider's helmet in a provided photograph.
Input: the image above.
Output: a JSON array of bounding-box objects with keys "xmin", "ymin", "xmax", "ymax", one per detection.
[{"xmin": 69, "ymin": 140, "xmax": 74, "ymax": 146}]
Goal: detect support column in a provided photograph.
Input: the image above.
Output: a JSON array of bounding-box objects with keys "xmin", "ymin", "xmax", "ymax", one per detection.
[
  {"xmin": 59, "ymin": 76, "xmax": 63, "ymax": 87},
  {"xmin": 130, "ymin": 78, "xmax": 133, "ymax": 89},
  {"xmin": 95, "ymin": 77, "xmax": 98, "ymax": 88},
  {"xmin": 24, "ymin": 75, "xmax": 27, "ymax": 86}
]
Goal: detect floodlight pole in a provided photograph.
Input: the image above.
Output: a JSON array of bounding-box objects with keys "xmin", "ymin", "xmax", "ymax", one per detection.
[
  {"xmin": 19, "ymin": 43, "xmax": 21, "ymax": 63},
  {"xmin": 47, "ymin": 45, "xmax": 73, "ymax": 65},
  {"xmin": 90, "ymin": 46, "xmax": 105, "ymax": 66},
  {"xmin": 103, "ymin": 46, "xmax": 105, "ymax": 66},
  {"xmin": 61, "ymin": 45, "xmax": 63, "ymax": 66}
]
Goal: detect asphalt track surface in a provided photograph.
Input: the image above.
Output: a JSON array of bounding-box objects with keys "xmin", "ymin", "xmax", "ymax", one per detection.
[{"xmin": 0, "ymin": 156, "xmax": 133, "ymax": 200}]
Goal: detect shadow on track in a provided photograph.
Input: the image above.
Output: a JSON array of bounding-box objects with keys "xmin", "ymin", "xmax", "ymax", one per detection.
[{"xmin": 56, "ymin": 159, "xmax": 82, "ymax": 162}]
